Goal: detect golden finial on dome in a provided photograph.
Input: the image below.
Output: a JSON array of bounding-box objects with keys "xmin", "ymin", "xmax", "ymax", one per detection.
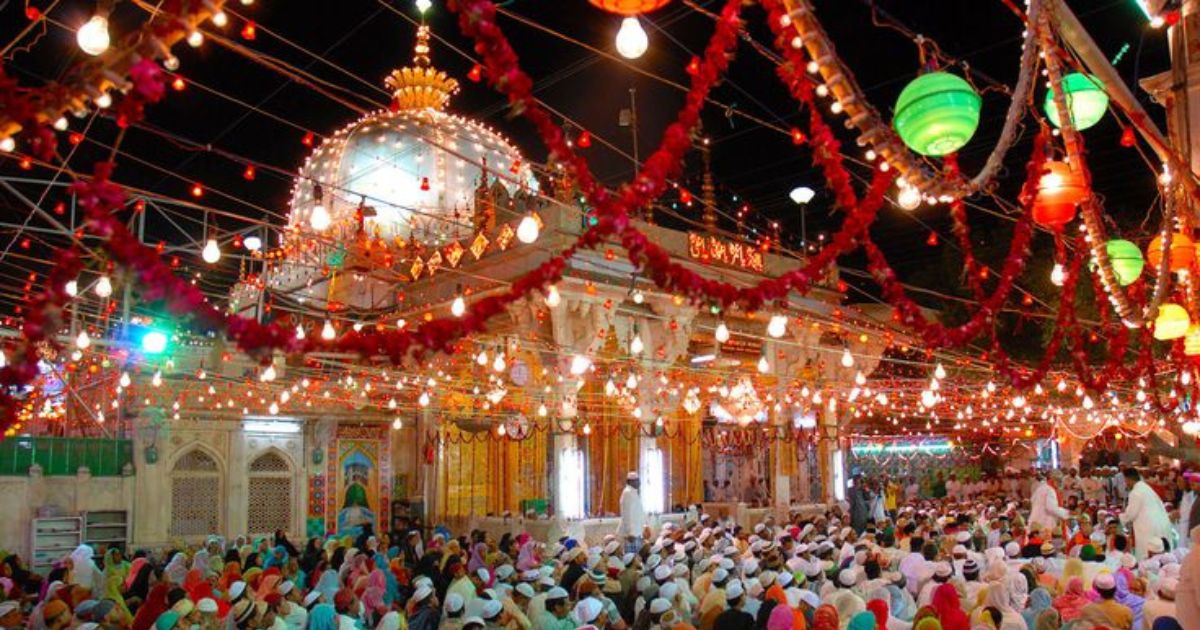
[{"xmin": 385, "ymin": 24, "xmax": 460, "ymax": 112}]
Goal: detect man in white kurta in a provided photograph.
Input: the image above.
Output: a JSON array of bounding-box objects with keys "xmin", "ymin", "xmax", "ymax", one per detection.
[
  {"xmin": 618, "ymin": 471, "xmax": 646, "ymax": 554},
  {"xmin": 1120, "ymin": 467, "xmax": 1174, "ymax": 558},
  {"xmin": 1029, "ymin": 471, "xmax": 1070, "ymax": 535}
]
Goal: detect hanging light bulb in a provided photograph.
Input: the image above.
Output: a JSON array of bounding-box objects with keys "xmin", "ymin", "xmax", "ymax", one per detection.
[
  {"xmin": 840, "ymin": 347, "xmax": 854, "ymax": 368},
  {"xmin": 516, "ymin": 214, "xmax": 540, "ymax": 243},
  {"xmin": 321, "ymin": 320, "xmax": 336, "ymax": 340},
  {"xmin": 211, "ymin": 11, "xmax": 228, "ymax": 27},
  {"xmin": 418, "ymin": 391, "xmax": 430, "ymax": 407},
  {"xmin": 715, "ymin": 322, "xmax": 730, "ymax": 344},
  {"xmin": 310, "ymin": 204, "xmax": 331, "ymax": 231},
  {"xmin": 757, "ymin": 355, "xmax": 771, "ymax": 373},
  {"xmin": 632, "ymin": 290, "xmax": 645, "ymax": 304},
  {"xmin": 451, "ymin": 295, "xmax": 466, "ymax": 317},
  {"xmin": 896, "ymin": 181, "xmax": 922, "ymax": 211},
  {"xmin": 537, "ymin": 403, "xmax": 548, "ymax": 417},
  {"xmin": 260, "ymin": 365, "xmax": 276, "ymax": 382},
  {"xmin": 392, "ymin": 417, "xmax": 403, "ymax": 430},
  {"xmin": 76, "ymin": 14, "xmax": 111, "ymax": 56},
  {"xmin": 64, "ymin": 280, "xmax": 78, "ymax": 297},
  {"xmin": 95, "ymin": 275, "xmax": 112, "ymax": 298},
  {"xmin": 75, "ymin": 331, "xmax": 91, "ymax": 349},
  {"xmin": 492, "ymin": 353, "xmax": 507, "ymax": 373},
  {"xmin": 767, "ymin": 314, "xmax": 788, "ymax": 338},
  {"xmin": 934, "ymin": 363, "xmax": 947, "ymax": 380},
  {"xmin": 186, "ymin": 30, "xmax": 204, "ymax": 48},
  {"xmin": 476, "ymin": 351, "xmax": 489, "ymax": 367},
  {"xmin": 570, "ymin": 354, "xmax": 591, "ymax": 376},
  {"xmin": 268, "ymin": 402, "xmax": 279, "ymax": 415},
  {"xmin": 295, "ymin": 325, "xmax": 305, "ymax": 340},
  {"xmin": 630, "ymin": 334, "xmax": 644, "ymax": 355},
  {"xmin": 615, "ymin": 16, "xmax": 649, "ymax": 60},
  {"xmin": 151, "ymin": 370, "xmax": 163, "ymax": 387},
  {"xmin": 0, "ymin": 137, "xmax": 13, "ymax": 153},
  {"xmin": 415, "ymin": 0, "xmax": 432, "ymax": 12},
  {"xmin": 1050, "ymin": 263, "xmax": 1066, "ymax": 286},
  {"xmin": 202, "ymin": 238, "xmax": 221, "ymax": 264},
  {"xmin": 545, "ymin": 285, "xmax": 562, "ymax": 308}
]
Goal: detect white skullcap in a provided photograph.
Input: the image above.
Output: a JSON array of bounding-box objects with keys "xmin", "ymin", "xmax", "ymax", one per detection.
[
  {"xmin": 515, "ymin": 582, "xmax": 535, "ymax": 599},
  {"xmin": 573, "ymin": 597, "xmax": 603, "ymax": 623},
  {"xmin": 653, "ymin": 565, "xmax": 672, "ymax": 582},
  {"xmin": 445, "ymin": 593, "xmax": 465, "ymax": 613},
  {"xmin": 1093, "ymin": 573, "xmax": 1116, "ymax": 590},
  {"xmin": 495, "ymin": 564, "xmax": 515, "ymax": 580},
  {"xmin": 777, "ymin": 571, "xmax": 794, "ymax": 587},
  {"xmin": 480, "ymin": 600, "xmax": 503, "ymax": 620},
  {"xmin": 649, "ymin": 598, "xmax": 672, "ymax": 615},
  {"xmin": 413, "ymin": 584, "xmax": 434, "ymax": 603},
  {"xmin": 725, "ymin": 579, "xmax": 745, "ymax": 601},
  {"xmin": 1004, "ymin": 542, "xmax": 1020, "ymax": 558}
]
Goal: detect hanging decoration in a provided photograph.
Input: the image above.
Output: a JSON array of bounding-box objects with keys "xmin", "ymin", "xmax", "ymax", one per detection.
[
  {"xmin": 1045, "ymin": 73, "xmax": 1108, "ymax": 131},
  {"xmin": 892, "ymin": 71, "xmax": 982, "ymax": 157}
]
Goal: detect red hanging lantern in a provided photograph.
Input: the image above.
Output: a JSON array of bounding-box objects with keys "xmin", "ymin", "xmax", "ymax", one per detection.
[
  {"xmin": 467, "ymin": 64, "xmax": 483, "ymax": 82},
  {"xmin": 1032, "ymin": 161, "xmax": 1088, "ymax": 229},
  {"xmin": 1120, "ymin": 127, "xmax": 1137, "ymax": 148},
  {"xmin": 577, "ymin": 131, "xmax": 592, "ymax": 148},
  {"xmin": 420, "ymin": 177, "xmax": 431, "ymax": 191},
  {"xmin": 587, "ymin": 0, "xmax": 672, "ymax": 15},
  {"xmin": 1147, "ymin": 232, "xmax": 1195, "ymax": 273}
]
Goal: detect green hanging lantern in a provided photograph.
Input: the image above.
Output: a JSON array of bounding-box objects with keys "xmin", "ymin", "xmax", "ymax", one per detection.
[
  {"xmin": 893, "ymin": 72, "xmax": 982, "ymax": 156},
  {"xmin": 1045, "ymin": 73, "xmax": 1108, "ymax": 131},
  {"xmin": 1104, "ymin": 239, "xmax": 1144, "ymax": 286}
]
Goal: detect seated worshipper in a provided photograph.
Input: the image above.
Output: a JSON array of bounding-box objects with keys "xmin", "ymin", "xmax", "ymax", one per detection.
[
  {"xmin": 1079, "ymin": 573, "xmax": 1135, "ymax": 630},
  {"xmin": 713, "ymin": 580, "xmax": 755, "ymax": 630},
  {"xmin": 1143, "ymin": 577, "xmax": 1178, "ymax": 630}
]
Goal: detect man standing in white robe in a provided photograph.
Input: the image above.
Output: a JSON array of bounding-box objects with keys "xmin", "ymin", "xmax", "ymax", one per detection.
[
  {"xmin": 618, "ymin": 471, "xmax": 647, "ymax": 554},
  {"xmin": 1120, "ymin": 467, "xmax": 1174, "ymax": 559},
  {"xmin": 1029, "ymin": 470, "xmax": 1070, "ymax": 535}
]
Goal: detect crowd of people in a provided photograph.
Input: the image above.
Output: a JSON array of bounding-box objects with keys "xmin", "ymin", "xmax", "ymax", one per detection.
[{"xmin": 0, "ymin": 466, "xmax": 1196, "ymax": 630}]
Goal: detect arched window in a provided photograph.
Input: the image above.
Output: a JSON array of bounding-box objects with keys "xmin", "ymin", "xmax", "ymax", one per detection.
[
  {"xmin": 247, "ymin": 451, "xmax": 292, "ymax": 535},
  {"xmin": 170, "ymin": 448, "xmax": 222, "ymax": 537}
]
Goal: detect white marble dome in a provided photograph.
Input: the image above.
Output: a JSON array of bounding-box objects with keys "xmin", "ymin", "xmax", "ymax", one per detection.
[{"xmin": 287, "ymin": 107, "xmax": 538, "ymax": 245}]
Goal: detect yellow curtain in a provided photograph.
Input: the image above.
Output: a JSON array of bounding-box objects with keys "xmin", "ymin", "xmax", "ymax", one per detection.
[
  {"xmin": 485, "ymin": 425, "xmax": 548, "ymax": 515},
  {"xmin": 663, "ymin": 413, "xmax": 703, "ymax": 509}
]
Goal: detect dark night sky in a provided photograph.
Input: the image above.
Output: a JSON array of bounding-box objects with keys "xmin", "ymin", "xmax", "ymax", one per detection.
[{"xmin": 0, "ymin": 0, "xmax": 1174, "ymax": 316}]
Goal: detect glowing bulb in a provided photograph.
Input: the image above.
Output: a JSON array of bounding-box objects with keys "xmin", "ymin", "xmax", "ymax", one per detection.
[
  {"xmin": 77, "ymin": 15, "xmax": 111, "ymax": 56},
  {"xmin": 260, "ymin": 365, "xmax": 276, "ymax": 382},
  {"xmin": 0, "ymin": 137, "xmax": 13, "ymax": 153},
  {"xmin": 392, "ymin": 418, "xmax": 403, "ymax": 430},
  {"xmin": 295, "ymin": 325, "xmax": 305, "ymax": 340},
  {"xmin": 53, "ymin": 117, "xmax": 69, "ymax": 131},
  {"xmin": 119, "ymin": 372, "xmax": 131, "ymax": 388},
  {"xmin": 615, "ymin": 17, "xmax": 649, "ymax": 60},
  {"xmin": 492, "ymin": 354, "xmax": 506, "ymax": 373},
  {"xmin": 451, "ymin": 295, "xmax": 466, "ymax": 317},
  {"xmin": 630, "ymin": 335, "xmax": 644, "ymax": 355},
  {"xmin": 897, "ymin": 183, "xmax": 922, "ymax": 210},
  {"xmin": 310, "ymin": 204, "xmax": 331, "ymax": 231},
  {"xmin": 545, "ymin": 285, "xmax": 561, "ymax": 308},
  {"xmin": 201, "ymin": 238, "xmax": 221, "ymax": 264},
  {"xmin": 632, "ymin": 290, "xmax": 645, "ymax": 304},
  {"xmin": 243, "ymin": 236, "xmax": 262, "ymax": 251},
  {"xmin": 757, "ymin": 356, "xmax": 770, "ymax": 373},
  {"xmin": 767, "ymin": 314, "xmax": 788, "ymax": 338},
  {"xmin": 537, "ymin": 404, "xmax": 548, "ymax": 417},
  {"xmin": 840, "ymin": 347, "xmax": 854, "ymax": 368},
  {"xmin": 415, "ymin": 0, "xmax": 432, "ymax": 13},
  {"xmin": 418, "ymin": 392, "xmax": 430, "ymax": 407},
  {"xmin": 934, "ymin": 363, "xmax": 946, "ymax": 380},
  {"xmin": 516, "ymin": 214, "xmax": 539, "ymax": 243},
  {"xmin": 570, "ymin": 354, "xmax": 591, "ymax": 376},
  {"xmin": 211, "ymin": 11, "xmax": 228, "ymax": 27},
  {"xmin": 187, "ymin": 30, "xmax": 204, "ymax": 48},
  {"xmin": 1050, "ymin": 263, "xmax": 1066, "ymax": 286},
  {"xmin": 715, "ymin": 322, "xmax": 730, "ymax": 343},
  {"xmin": 75, "ymin": 331, "xmax": 91, "ymax": 349},
  {"xmin": 269, "ymin": 402, "xmax": 279, "ymax": 415},
  {"xmin": 151, "ymin": 370, "xmax": 163, "ymax": 387},
  {"xmin": 94, "ymin": 93, "xmax": 112, "ymax": 108},
  {"xmin": 64, "ymin": 280, "xmax": 78, "ymax": 297},
  {"xmin": 789, "ymin": 186, "xmax": 815, "ymax": 205},
  {"xmin": 321, "ymin": 320, "xmax": 336, "ymax": 340}
]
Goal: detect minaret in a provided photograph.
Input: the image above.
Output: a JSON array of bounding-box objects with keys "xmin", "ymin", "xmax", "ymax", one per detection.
[{"xmin": 699, "ymin": 135, "xmax": 718, "ymax": 233}]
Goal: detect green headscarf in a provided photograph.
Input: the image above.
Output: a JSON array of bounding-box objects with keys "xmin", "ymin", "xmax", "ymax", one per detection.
[
  {"xmin": 848, "ymin": 611, "xmax": 879, "ymax": 630},
  {"xmin": 154, "ymin": 610, "xmax": 181, "ymax": 630},
  {"xmin": 914, "ymin": 618, "xmax": 943, "ymax": 630}
]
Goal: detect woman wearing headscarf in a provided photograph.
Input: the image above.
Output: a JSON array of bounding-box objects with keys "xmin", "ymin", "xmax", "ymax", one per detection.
[
  {"xmin": 1113, "ymin": 572, "xmax": 1145, "ymax": 630},
  {"xmin": 361, "ymin": 569, "xmax": 388, "ymax": 620},
  {"xmin": 1050, "ymin": 577, "xmax": 1088, "ymax": 623},
  {"xmin": 1032, "ymin": 609, "xmax": 1059, "ymax": 630},
  {"xmin": 103, "ymin": 548, "xmax": 130, "ymax": 584},
  {"xmin": 67, "ymin": 544, "xmax": 101, "ymax": 595},
  {"xmin": 832, "ymin": 590, "xmax": 867, "ymax": 629},
  {"xmin": 980, "ymin": 581, "xmax": 1026, "ymax": 630},
  {"xmin": 515, "ymin": 540, "xmax": 540, "ymax": 573},
  {"xmin": 1020, "ymin": 589, "xmax": 1052, "ymax": 630},
  {"xmin": 124, "ymin": 561, "xmax": 155, "ymax": 610},
  {"xmin": 765, "ymin": 602, "xmax": 797, "ymax": 630},
  {"xmin": 867, "ymin": 599, "xmax": 891, "ymax": 630},
  {"xmin": 308, "ymin": 603, "xmax": 338, "ymax": 630},
  {"xmin": 131, "ymin": 582, "xmax": 171, "ymax": 630},
  {"xmin": 911, "ymin": 619, "xmax": 941, "ymax": 630},
  {"xmin": 217, "ymin": 560, "xmax": 241, "ymax": 593},
  {"xmin": 162, "ymin": 553, "xmax": 188, "ymax": 586},
  {"xmin": 813, "ymin": 605, "xmax": 840, "ymax": 630},
  {"xmin": 264, "ymin": 545, "xmax": 289, "ymax": 571},
  {"xmin": 466, "ymin": 542, "xmax": 488, "ymax": 575},
  {"xmin": 930, "ymin": 584, "xmax": 968, "ymax": 630},
  {"xmin": 273, "ymin": 530, "xmax": 300, "ymax": 558},
  {"xmin": 315, "ymin": 567, "xmax": 342, "ymax": 605},
  {"xmin": 256, "ymin": 573, "xmax": 282, "ymax": 601},
  {"xmin": 848, "ymin": 611, "xmax": 879, "ymax": 630},
  {"xmin": 1057, "ymin": 558, "xmax": 1084, "ymax": 593},
  {"xmin": 886, "ymin": 585, "xmax": 916, "ymax": 624}
]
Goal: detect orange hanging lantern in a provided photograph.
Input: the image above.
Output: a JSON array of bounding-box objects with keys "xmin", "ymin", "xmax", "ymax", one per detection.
[
  {"xmin": 1146, "ymin": 232, "xmax": 1194, "ymax": 273},
  {"xmin": 587, "ymin": 0, "xmax": 672, "ymax": 15},
  {"xmin": 1032, "ymin": 161, "xmax": 1088, "ymax": 229}
]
